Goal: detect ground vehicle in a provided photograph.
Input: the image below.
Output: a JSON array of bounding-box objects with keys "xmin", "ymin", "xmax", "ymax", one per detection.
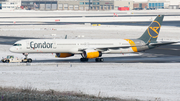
[{"xmin": 1, "ymin": 55, "xmax": 32, "ymax": 63}]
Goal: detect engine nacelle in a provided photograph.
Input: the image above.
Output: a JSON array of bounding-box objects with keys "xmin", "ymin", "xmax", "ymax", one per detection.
[
  {"xmin": 82, "ymin": 49, "xmax": 102, "ymax": 59},
  {"xmin": 55, "ymin": 53, "xmax": 74, "ymax": 58}
]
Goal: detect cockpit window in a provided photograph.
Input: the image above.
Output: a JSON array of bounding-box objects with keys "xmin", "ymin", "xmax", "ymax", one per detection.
[{"xmin": 13, "ymin": 44, "xmax": 22, "ymax": 46}]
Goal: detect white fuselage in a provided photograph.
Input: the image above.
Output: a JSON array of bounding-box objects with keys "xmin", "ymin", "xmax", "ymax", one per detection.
[{"xmin": 10, "ymin": 39, "xmax": 141, "ymax": 54}]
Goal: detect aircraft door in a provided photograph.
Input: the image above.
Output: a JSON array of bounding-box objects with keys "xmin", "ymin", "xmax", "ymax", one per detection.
[
  {"xmin": 53, "ymin": 41, "xmax": 56, "ymax": 49},
  {"xmin": 26, "ymin": 41, "xmax": 30, "ymax": 49}
]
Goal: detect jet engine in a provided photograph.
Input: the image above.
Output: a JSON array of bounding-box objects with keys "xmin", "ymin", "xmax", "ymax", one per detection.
[
  {"xmin": 82, "ymin": 49, "xmax": 102, "ymax": 59},
  {"xmin": 55, "ymin": 53, "xmax": 74, "ymax": 58}
]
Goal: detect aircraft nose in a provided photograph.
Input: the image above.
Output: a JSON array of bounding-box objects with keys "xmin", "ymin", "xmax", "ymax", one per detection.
[{"xmin": 9, "ymin": 47, "xmax": 16, "ymax": 52}]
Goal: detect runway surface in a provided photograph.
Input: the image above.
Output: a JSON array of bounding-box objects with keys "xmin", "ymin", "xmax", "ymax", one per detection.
[
  {"xmin": 1, "ymin": 21, "xmax": 180, "ymax": 27},
  {"xmin": 0, "ymin": 36, "xmax": 39, "ymax": 45},
  {"xmin": 0, "ymin": 14, "xmax": 180, "ymax": 18},
  {"xmin": 30, "ymin": 55, "xmax": 180, "ymax": 63}
]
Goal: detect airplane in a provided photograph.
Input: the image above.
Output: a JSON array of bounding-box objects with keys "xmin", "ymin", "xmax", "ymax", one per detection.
[{"xmin": 9, "ymin": 15, "xmax": 176, "ymax": 62}]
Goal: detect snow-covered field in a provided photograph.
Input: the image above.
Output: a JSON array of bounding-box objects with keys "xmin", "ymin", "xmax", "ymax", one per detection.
[
  {"xmin": 0, "ymin": 10, "xmax": 180, "ymax": 101},
  {"xmin": 0, "ymin": 63, "xmax": 180, "ymax": 101},
  {"xmin": 1, "ymin": 25, "xmax": 180, "ymax": 40},
  {"xmin": 0, "ymin": 16, "xmax": 180, "ymax": 22},
  {"xmin": 0, "ymin": 9, "xmax": 180, "ymax": 22}
]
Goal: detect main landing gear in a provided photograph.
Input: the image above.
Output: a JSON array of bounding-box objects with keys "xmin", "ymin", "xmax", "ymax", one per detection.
[
  {"xmin": 80, "ymin": 58, "xmax": 104, "ymax": 62},
  {"xmin": 22, "ymin": 53, "xmax": 32, "ymax": 63},
  {"xmin": 95, "ymin": 58, "xmax": 104, "ymax": 62},
  {"xmin": 80, "ymin": 58, "xmax": 88, "ymax": 62}
]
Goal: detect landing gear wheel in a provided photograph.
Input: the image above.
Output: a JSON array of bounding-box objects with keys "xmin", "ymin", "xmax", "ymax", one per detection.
[
  {"xmin": 100, "ymin": 58, "xmax": 104, "ymax": 62},
  {"xmin": 95, "ymin": 58, "xmax": 104, "ymax": 62},
  {"xmin": 22, "ymin": 53, "xmax": 32, "ymax": 63},
  {"xmin": 27, "ymin": 58, "xmax": 32, "ymax": 63},
  {"xmin": 80, "ymin": 58, "xmax": 88, "ymax": 62}
]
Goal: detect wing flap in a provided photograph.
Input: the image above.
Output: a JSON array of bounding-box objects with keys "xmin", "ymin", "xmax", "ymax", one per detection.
[{"xmin": 78, "ymin": 45, "xmax": 138, "ymax": 51}]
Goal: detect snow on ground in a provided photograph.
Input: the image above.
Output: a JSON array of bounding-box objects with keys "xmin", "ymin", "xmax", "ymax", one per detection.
[
  {"xmin": 0, "ymin": 62, "xmax": 180, "ymax": 101},
  {"xmin": 0, "ymin": 25, "xmax": 180, "ymax": 40},
  {"xmin": 0, "ymin": 45, "xmax": 180, "ymax": 101},
  {"xmin": 0, "ymin": 11, "xmax": 180, "ymax": 101},
  {"xmin": 1, "ymin": 9, "xmax": 180, "ymax": 16},
  {"xmin": 0, "ymin": 16, "xmax": 179, "ymax": 22},
  {"xmin": 0, "ymin": 9, "xmax": 180, "ymax": 22},
  {"xmin": 0, "ymin": 10, "xmax": 179, "ymax": 40}
]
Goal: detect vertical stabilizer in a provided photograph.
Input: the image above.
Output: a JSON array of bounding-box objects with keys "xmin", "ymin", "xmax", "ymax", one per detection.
[{"xmin": 139, "ymin": 15, "xmax": 164, "ymax": 43}]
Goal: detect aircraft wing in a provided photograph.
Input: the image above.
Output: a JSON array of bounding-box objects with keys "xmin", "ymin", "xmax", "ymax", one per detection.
[
  {"xmin": 96, "ymin": 45, "xmax": 138, "ymax": 50},
  {"xmin": 78, "ymin": 45, "xmax": 141, "ymax": 51},
  {"xmin": 78, "ymin": 41, "xmax": 178, "ymax": 52}
]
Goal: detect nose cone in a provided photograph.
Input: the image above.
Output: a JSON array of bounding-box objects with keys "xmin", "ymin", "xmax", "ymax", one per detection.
[{"xmin": 9, "ymin": 47, "xmax": 16, "ymax": 52}]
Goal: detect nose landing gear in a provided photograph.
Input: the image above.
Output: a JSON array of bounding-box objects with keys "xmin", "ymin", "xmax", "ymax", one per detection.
[{"xmin": 22, "ymin": 53, "xmax": 32, "ymax": 63}]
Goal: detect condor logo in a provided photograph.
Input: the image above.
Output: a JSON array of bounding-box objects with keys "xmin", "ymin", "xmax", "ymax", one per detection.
[
  {"xmin": 148, "ymin": 21, "xmax": 161, "ymax": 38},
  {"xmin": 30, "ymin": 41, "xmax": 53, "ymax": 49}
]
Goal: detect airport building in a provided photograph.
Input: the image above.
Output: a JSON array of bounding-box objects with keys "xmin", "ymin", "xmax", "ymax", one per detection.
[
  {"xmin": 167, "ymin": 0, "xmax": 180, "ymax": 9},
  {"xmin": 0, "ymin": 0, "xmax": 6, "ymax": 10},
  {"xmin": 21, "ymin": 0, "xmax": 58, "ymax": 10},
  {"xmin": 133, "ymin": 0, "xmax": 180, "ymax": 9},
  {"xmin": 1, "ymin": 0, "xmax": 21, "ymax": 10},
  {"xmin": 58, "ymin": 0, "xmax": 133, "ymax": 10},
  {"xmin": 0, "ymin": 0, "xmax": 179, "ymax": 10},
  {"xmin": 20, "ymin": 0, "xmax": 133, "ymax": 10}
]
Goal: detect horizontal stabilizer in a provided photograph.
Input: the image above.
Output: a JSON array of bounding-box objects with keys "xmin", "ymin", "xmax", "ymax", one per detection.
[{"xmin": 149, "ymin": 41, "xmax": 178, "ymax": 46}]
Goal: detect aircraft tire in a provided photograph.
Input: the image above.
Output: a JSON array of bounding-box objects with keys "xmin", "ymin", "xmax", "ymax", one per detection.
[
  {"xmin": 6, "ymin": 60, "xmax": 9, "ymax": 63},
  {"xmin": 95, "ymin": 58, "xmax": 104, "ymax": 62},
  {"xmin": 100, "ymin": 58, "xmax": 104, "ymax": 62},
  {"xmin": 95, "ymin": 58, "xmax": 98, "ymax": 62},
  {"xmin": 80, "ymin": 58, "xmax": 88, "ymax": 62},
  {"xmin": 27, "ymin": 58, "xmax": 32, "ymax": 63}
]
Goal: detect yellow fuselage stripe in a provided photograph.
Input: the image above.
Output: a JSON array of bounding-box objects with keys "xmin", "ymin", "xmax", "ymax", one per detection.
[{"xmin": 125, "ymin": 39, "xmax": 138, "ymax": 52}]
